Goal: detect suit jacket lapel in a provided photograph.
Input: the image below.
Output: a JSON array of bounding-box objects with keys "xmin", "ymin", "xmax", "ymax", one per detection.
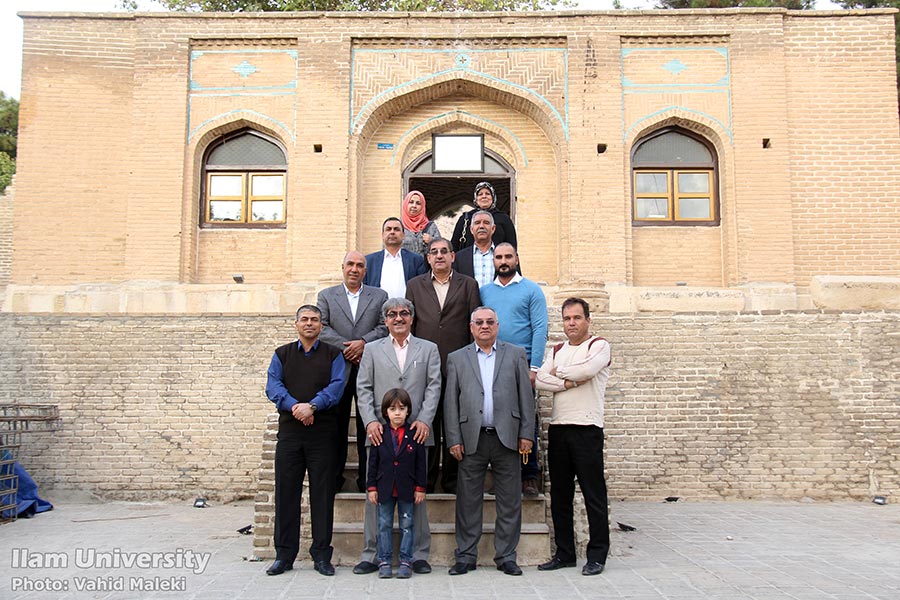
[
  {"xmin": 354, "ymin": 287, "xmax": 376, "ymax": 324},
  {"xmin": 492, "ymin": 342, "xmax": 505, "ymax": 384},
  {"xmin": 380, "ymin": 338, "xmax": 402, "ymax": 373},
  {"xmin": 335, "ymin": 287, "xmax": 354, "ymax": 323},
  {"xmin": 401, "ymin": 337, "xmax": 421, "ymax": 376},
  {"xmin": 442, "ymin": 273, "xmax": 462, "ymax": 312},
  {"xmin": 466, "ymin": 343, "xmax": 484, "ymax": 389}
]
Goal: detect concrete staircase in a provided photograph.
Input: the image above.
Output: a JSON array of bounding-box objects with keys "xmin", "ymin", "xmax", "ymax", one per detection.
[
  {"xmin": 252, "ymin": 410, "xmax": 552, "ymax": 566},
  {"xmin": 331, "ymin": 425, "xmax": 551, "ymax": 566}
]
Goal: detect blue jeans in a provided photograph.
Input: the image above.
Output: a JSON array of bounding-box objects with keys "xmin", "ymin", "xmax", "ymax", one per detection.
[{"xmin": 376, "ymin": 497, "xmax": 415, "ymax": 565}]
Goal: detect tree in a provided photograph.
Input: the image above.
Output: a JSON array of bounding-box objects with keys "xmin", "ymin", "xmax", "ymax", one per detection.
[
  {"xmin": 654, "ymin": 0, "xmax": 814, "ymax": 8},
  {"xmin": 0, "ymin": 152, "xmax": 14, "ymax": 195},
  {"xmin": 123, "ymin": 0, "xmax": 572, "ymax": 10},
  {"xmin": 0, "ymin": 92, "xmax": 17, "ymax": 160}
]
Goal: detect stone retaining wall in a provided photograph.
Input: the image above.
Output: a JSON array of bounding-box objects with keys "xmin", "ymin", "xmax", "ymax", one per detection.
[{"xmin": 2, "ymin": 311, "xmax": 897, "ymax": 502}]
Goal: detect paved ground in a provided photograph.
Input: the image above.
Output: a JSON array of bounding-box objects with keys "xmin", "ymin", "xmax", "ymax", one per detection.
[{"xmin": 2, "ymin": 495, "xmax": 899, "ymax": 599}]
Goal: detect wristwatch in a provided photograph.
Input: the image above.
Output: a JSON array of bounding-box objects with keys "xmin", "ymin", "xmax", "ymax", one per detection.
[{"xmin": 309, "ymin": 404, "xmax": 317, "ymax": 413}]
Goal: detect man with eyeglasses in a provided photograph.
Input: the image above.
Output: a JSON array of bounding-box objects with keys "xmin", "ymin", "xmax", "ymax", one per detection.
[
  {"xmin": 444, "ymin": 306, "xmax": 534, "ymax": 576},
  {"xmin": 353, "ymin": 297, "xmax": 442, "ymax": 576},
  {"xmin": 405, "ymin": 238, "xmax": 481, "ymax": 494}
]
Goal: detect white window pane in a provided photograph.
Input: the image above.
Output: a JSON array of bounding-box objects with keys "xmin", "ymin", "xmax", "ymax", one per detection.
[
  {"xmin": 678, "ymin": 173, "xmax": 710, "ymax": 194},
  {"xmin": 251, "ymin": 201, "xmax": 284, "ymax": 222},
  {"xmin": 251, "ymin": 174, "xmax": 284, "ymax": 197},
  {"xmin": 209, "ymin": 174, "xmax": 243, "ymax": 197},
  {"xmin": 678, "ymin": 198, "xmax": 711, "ymax": 219},
  {"xmin": 209, "ymin": 201, "xmax": 243, "ymax": 221},
  {"xmin": 636, "ymin": 197, "xmax": 669, "ymax": 219},
  {"xmin": 635, "ymin": 173, "xmax": 668, "ymax": 194}
]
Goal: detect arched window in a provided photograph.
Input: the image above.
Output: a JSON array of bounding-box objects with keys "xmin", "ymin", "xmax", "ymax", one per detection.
[
  {"xmin": 202, "ymin": 129, "xmax": 287, "ymax": 227},
  {"xmin": 631, "ymin": 128, "xmax": 718, "ymax": 226}
]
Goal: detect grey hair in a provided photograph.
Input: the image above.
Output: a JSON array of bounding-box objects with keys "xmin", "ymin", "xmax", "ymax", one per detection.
[
  {"xmin": 471, "ymin": 210, "xmax": 494, "ymax": 225},
  {"xmin": 295, "ymin": 305, "xmax": 322, "ymax": 320},
  {"xmin": 469, "ymin": 306, "xmax": 498, "ymax": 323},
  {"xmin": 382, "ymin": 297, "xmax": 415, "ymax": 320}
]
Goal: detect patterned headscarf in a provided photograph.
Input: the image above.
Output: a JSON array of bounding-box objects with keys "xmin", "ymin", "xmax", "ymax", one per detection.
[
  {"xmin": 401, "ymin": 190, "xmax": 430, "ymax": 233},
  {"xmin": 473, "ymin": 181, "xmax": 497, "ymax": 210}
]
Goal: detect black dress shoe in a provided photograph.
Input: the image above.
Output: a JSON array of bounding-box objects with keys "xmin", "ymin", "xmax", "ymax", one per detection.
[
  {"xmin": 412, "ymin": 559, "xmax": 432, "ymax": 574},
  {"xmin": 352, "ymin": 560, "xmax": 378, "ymax": 575},
  {"xmin": 265, "ymin": 559, "xmax": 293, "ymax": 576},
  {"xmin": 314, "ymin": 560, "xmax": 335, "ymax": 576},
  {"xmin": 448, "ymin": 562, "xmax": 476, "ymax": 575},
  {"xmin": 582, "ymin": 561, "xmax": 605, "ymax": 576},
  {"xmin": 497, "ymin": 561, "xmax": 523, "ymax": 576},
  {"xmin": 538, "ymin": 556, "xmax": 577, "ymax": 571}
]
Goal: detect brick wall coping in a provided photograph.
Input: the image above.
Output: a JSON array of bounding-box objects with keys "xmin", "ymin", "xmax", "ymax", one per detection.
[
  {"xmin": 4, "ymin": 309, "xmax": 899, "ymax": 319},
  {"xmin": 17, "ymin": 9, "xmax": 899, "ymax": 21}
]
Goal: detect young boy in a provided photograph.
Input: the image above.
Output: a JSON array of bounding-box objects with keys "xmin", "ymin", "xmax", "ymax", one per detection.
[{"xmin": 366, "ymin": 388, "xmax": 427, "ymax": 579}]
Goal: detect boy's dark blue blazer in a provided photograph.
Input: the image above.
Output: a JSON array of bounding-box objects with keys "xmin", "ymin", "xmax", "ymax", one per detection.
[{"xmin": 366, "ymin": 423, "xmax": 427, "ymax": 504}]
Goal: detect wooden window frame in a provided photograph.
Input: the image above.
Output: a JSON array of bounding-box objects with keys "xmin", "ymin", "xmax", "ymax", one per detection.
[
  {"xmin": 201, "ymin": 130, "xmax": 287, "ymax": 229},
  {"xmin": 631, "ymin": 128, "xmax": 719, "ymax": 227}
]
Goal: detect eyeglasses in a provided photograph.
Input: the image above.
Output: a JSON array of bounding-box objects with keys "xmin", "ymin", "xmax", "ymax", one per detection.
[
  {"xmin": 428, "ymin": 248, "xmax": 451, "ymax": 255},
  {"xmin": 472, "ymin": 319, "xmax": 497, "ymax": 326},
  {"xmin": 386, "ymin": 310, "xmax": 412, "ymax": 319}
]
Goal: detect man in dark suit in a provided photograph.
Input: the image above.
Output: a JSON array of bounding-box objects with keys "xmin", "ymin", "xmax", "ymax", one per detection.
[
  {"xmin": 317, "ymin": 250, "xmax": 389, "ymax": 492},
  {"xmin": 363, "ymin": 217, "xmax": 427, "ymax": 299},
  {"xmin": 353, "ymin": 297, "xmax": 442, "ymax": 576},
  {"xmin": 405, "ymin": 238, "xmax": 481, "ymax": 493},
  {"xmin": 443, "ymin": 306, "xmax": 535, "ymax": 576},
  {"xmin": 264, "ymin": 305, "xmax": 347, "ymax": 577},
  {"xmin": 452, "ymin": 211, "xmax": 496, "ymax": 288}
]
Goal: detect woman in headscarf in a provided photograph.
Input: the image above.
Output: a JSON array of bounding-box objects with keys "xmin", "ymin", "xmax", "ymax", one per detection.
[
  {"xmin": 401, "ymin": 190, "xmax": 443, "ymax": 257},
  {"xmin": 450, "ymin": 181, "xmax": 518, "ymax": 252}
]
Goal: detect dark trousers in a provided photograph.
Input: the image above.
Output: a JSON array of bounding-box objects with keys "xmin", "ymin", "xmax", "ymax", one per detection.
[
  {"xmin": 521, "ymin": 386, "xmax": 539, "ymax": 481},
  {"xmin": 274, "ymin": 419, "xmax": 337, "ymax": 564},
  {"xmin": 335, "ymin": 364, "xmax": 367, "ymax": 492},
  {"xmin": 547, "ymin": 424, "xmax": 610, "ymax": 565},
  {"xmin": 455, "ymin": 429, "xmax": 521, "ymax": 566},
  {"xmin": 427, "ymin": 380, "xmax": 458, "ymax": 493}
]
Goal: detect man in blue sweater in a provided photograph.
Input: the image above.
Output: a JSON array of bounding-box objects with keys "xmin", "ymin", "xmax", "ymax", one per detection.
[{"xmin": 479, "ymin": 242, "xmax": 548, "ymax": 496}]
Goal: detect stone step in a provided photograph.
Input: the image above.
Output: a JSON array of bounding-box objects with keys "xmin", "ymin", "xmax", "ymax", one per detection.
[
  {"xmin": 334, "ymin": 492, "xmax": 547, "ymax": 524},
  {"xmin": 331, "ymin": 522, "xmax": 551, "ymax": 567},
  {"xmin": 337, "ymin": 462, "xmax": 535, "ymax": 496}
]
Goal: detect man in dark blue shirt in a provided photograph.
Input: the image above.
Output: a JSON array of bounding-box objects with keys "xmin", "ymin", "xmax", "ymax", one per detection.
[{"xmin": 265, "ymin": 305, "xmax": 347, "ymax": 577}]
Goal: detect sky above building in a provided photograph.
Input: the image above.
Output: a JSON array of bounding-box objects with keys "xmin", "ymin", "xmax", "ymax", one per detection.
[{"xmin": 0, "ymin": 0, "xmax": 843, "ymax": 100}]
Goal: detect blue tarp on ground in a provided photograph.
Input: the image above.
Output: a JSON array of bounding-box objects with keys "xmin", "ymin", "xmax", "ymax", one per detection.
[{"xmin": 1, "ymin": 452, "xmax": 53, "ymax": 518}]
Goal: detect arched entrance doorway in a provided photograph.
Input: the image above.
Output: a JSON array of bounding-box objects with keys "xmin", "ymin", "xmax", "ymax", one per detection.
[{"xmin": 402, "ymin": 148, "xmax": 516, "ymax": 249}]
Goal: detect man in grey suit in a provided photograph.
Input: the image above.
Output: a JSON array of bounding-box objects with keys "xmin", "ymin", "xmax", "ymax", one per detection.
[
  {"xmin": 317, "ymin": 251, "xmax": 389, "ymax": 492},
  {"xmin": 353, "ymin": 297, "xmax": 442, "ymax": 576},
  {"xmin": 443, "ymin": 306, "xmax": 535, "ymax": 576}
]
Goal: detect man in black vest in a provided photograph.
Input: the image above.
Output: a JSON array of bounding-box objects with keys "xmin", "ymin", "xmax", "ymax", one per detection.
[{"xmin": 264, "ymin": 305, "xmax": 347, "ymax": 577}]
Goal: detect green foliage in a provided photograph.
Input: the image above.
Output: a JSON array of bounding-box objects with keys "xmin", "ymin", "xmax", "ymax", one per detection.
[
  {"xmin": 0, "ymin": 152, "xmax": 15, "ymax": 195},
  {"xmin": 654, "ymin": 0, "xmax": 815, "ymax": 8},
  {"xmin": 0, "ymin": 92, "xmax": 17, "ymax": 160},
  {"xmin": 122, "ymin": 0, "xmax": 572, "ymax": 10}
]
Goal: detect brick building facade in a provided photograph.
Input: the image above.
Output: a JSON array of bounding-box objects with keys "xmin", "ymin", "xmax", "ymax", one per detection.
[
  {"xmin": 2, "ymin": 10, "xmax": 899, "ymax": 510},
  {"xmin": 5, "ymin": 9, "xmax": 900, "ymax": 312}
]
